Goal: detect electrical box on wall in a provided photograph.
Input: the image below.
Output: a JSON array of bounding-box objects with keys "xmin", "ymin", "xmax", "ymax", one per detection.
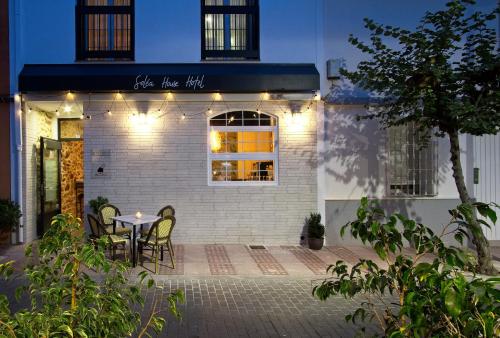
[{"xmin": 326, "ymin": 59, "xmax": 342, "ymax": 79}]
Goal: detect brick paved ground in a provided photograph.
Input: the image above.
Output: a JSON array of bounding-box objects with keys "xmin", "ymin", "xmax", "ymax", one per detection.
[{"xmin": 4, "ymin": 244, "xmax": 499, "ymax": 337}]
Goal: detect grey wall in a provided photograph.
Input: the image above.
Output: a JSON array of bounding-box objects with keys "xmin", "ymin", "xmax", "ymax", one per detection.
[{"xmin": 325, "ymin": 198, "xmax": 462, "ymax": 246}]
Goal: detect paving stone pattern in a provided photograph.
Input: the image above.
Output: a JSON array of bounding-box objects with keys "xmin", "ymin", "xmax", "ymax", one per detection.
[
  {"xmin": 246, "ymin": 246, "xmax": 288, "ymax": 275},
  {"xmin": 205, "ymin": 245, "xmax": 236, "ymax": 275},
  {"xmin": 326, "ymin": 247, "xmax": 362, "ymax": 266},
  {"xmin": 148, "ymin": 278, "xmax": 381, "ymax": 337},
  {"xmin": 282, "ymin": 246, "xmax": 328, "ymax": 275}
]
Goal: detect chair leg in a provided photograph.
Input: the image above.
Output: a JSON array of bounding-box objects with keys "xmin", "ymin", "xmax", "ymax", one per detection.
[
  {"xmin": 169, "ymin": 239, "xmax": 175, "ymax": 258},
  {"xmin": 161, "ymin": 246, "xmax": 164, "ymax": 261},
  {"xmin": 155, "ymin": 247, "xmax": 159, "ymax": 274},
  {"xmin": 168, "ymin": 240, "xmax": 175, "ymax": 269}
]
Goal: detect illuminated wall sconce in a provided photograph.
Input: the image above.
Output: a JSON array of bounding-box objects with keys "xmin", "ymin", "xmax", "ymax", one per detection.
[
  {"xmin": 285, "ymin": 111, "xmax": 308, "ymax": 133},
  {"xmin": 262, "ymin": 92, "xmax": 270, "ymax": 100},
  {"xmin": 213, "ymin": 93, "xmax": 222, "ymax": 101},
  {"xmin": 67, "ymin": 91, "xmax": 74, "ymax": 100},
  {"xmin": 130, "ymin": 112, "xmax": 155, "ymax": 126},
  {"xmin": 166, "ymin": 91, "xmax": 174, "ymax": 100}
]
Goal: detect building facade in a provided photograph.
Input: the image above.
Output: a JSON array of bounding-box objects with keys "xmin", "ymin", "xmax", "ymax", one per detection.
[{"xmin": 4, "ymin": 0, "xmax": 499, "ymax": 246}]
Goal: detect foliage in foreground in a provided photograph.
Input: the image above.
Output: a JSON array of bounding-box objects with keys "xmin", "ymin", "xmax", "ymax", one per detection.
[
  {"xmin": 341, "ymin": 0, "xmax": 500, "ymax": 274},
  {"xmin": 0, "ymin": 213, "xmax": 184, "ymax": 337},
  {"xmin": 314, "ymin": 197, "xmax": 500, "ymax": 337}
]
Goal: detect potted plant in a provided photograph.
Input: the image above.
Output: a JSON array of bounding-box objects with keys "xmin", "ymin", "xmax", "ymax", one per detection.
[
  {"xmin": 306, "ymin": 212, "xmax": 325, "ymax": 250},
  {"xmin": 0, "ymin": 199, "xmax": 21, "ymax": 245},
  {"xmin": 89, "ymin": 196, "xmax": 109, "ymax": 215}
]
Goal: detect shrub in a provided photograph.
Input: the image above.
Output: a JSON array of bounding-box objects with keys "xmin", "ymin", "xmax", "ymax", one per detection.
[
  {"xmin": 0, "ymin": 199, "xmax": 21, "ymax": 232},
  {"xmin": 88, "ymin": 196, "xmax": 109, "ymax": 215},
  {"xmin": 306, "ymin": 212, "xmax": 325, "ymax": 239},
  {"xmin": 0, "ymin": 213, "xmax": 183, "ymax": 337},
  {"xmin": 313, "ymin": 197, "xmax": 500, "ymax": 337}
]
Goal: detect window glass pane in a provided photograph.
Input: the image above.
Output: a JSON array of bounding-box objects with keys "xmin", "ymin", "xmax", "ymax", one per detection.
[
  {"xmin": 60, "ymin": 120, "xmax": 84, "ymax": 139},
  {"xmin": 205, "ymin": 14, "xmax": 224, "ymax": 50},
  {"xmin": 205, "ymin": 0, "xmax": 253, "ymax": 5},
  {"xmin": 230, "ymin": 14, "xmax": 247, "ymax": 50},
  {"xmin": 85, "ymin": 0, "xmax": 130, "ymax": 6},
  {"xmin": 388, "ymin": 123, "xmax": 436, "ymax": 196},
  {"xmin": 211, "ymin": 131, "xmax": 274, "ymax": 153},
  {"xmin": 242, "ymin": 111, "xmax": 259, "ymax": 126},
  {"xmin": 226, "ymin": 111, "xmax": 242, "ymax": 126},
  {"xmin": 212, "ymin": 160, "xmax": 274, "ymax": 182}
]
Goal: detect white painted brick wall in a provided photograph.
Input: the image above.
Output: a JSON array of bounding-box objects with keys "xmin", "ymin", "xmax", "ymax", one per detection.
[{"xmin": 84, "ymin": 99, "xmax": 317, "ymax": 245}]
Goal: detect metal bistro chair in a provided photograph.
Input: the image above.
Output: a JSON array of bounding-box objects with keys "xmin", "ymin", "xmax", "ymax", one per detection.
[
  {"xmin": 137, "ymin": 215, "xmax": 176, "ymax": 274},
  {"xmin": 98, "ymin": 204, "xmax": 132, "ymax": 239},
  {"xmin": 87, "ymin": 214, "xmax": 127, "ymax": 260},
  {"xmin": 140, "ymin": 205, "xmax": 176, "ymax": 236}
]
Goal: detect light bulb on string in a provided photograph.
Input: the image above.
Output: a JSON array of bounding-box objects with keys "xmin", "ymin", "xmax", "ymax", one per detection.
[
  {"xmin": 181, "ymin": 113, "xmax": 186, "ymax": 120},
  {"xmin": 79, "ymin": 114, "xmax": 84, "ymax": 120},
  {"xmin": 107, "ymin": 110, "xmax": 112, "ymax": 116},
  {"xmin": 55, "ymin": 110, "xmax": 60, "ymax": 117}
]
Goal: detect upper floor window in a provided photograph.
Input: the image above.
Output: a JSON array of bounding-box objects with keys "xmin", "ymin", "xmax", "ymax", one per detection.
[
  {"xmin": 208, "ymin": 111, "xmax": 277, "ymax": 185},
  {"xmin": 76, "ymin": 0, "xmax": 134, "ymax": 61},
  {"xmin": 387, "ymin": 122, "xmax": 437, "ymax": 197},
  {"xmin": 201, "ymin": 0, "xmax": 259, "ymax": 60}
]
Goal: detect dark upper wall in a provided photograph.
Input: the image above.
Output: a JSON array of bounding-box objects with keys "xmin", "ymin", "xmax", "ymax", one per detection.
[{"xmin": 0, "ymin": 0, "xmax": 10, "ymax": 199}]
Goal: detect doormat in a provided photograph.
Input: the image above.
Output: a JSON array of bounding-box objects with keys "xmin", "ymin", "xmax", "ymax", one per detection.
[{"xmin": 248, "ymin": 245, "xmax": 266, "ymax": 250}]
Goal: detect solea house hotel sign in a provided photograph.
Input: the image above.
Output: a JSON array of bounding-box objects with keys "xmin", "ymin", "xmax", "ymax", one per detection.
[
  {"xmin": 18, "ymin": 64, "xmax": 320, "ymax": 93},
  {"xmin": 133, "ymin": 74, "xmax": 206, "ymax": 91}
]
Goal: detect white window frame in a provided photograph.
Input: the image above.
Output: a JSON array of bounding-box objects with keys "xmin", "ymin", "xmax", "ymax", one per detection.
[
  {"xmin": 386, "ymin": 122, "xmax": 438, "ymax": 197},
  {"xmin": 207, "ymin": 111, "xmax": 279, "ymax": 186}
]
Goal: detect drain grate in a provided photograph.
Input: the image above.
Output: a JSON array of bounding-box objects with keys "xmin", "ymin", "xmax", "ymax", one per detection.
[{"xmin": 249, "ymin": 245, "xmax": 266, "ymax": 250}]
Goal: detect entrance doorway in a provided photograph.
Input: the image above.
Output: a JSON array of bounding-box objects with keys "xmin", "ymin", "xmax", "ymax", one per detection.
[
  {"xmin": 38, "ymin": 137, "xmax": 61, "ymax": 237},
  {"xmin": 37, "ymin": 118, "xmax": 84, "ymax": 238}
]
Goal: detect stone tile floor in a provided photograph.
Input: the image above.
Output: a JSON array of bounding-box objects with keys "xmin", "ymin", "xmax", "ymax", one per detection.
[{"xmin": 1, "ymin": 244, "xmax": 499, "ymax": 337}]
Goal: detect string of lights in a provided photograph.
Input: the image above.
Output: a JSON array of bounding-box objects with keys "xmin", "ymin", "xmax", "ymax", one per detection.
[{"xmin": 20, "ymin": 90, "xmax": 320, "ymax": 122}]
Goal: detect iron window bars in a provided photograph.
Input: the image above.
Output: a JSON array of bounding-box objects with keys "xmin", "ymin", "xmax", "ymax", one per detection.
[
  {"xmin": 201, "ymin": 0, "xmax": 259, "ymax": 60},
  {"xmin": 76, "ymin": 0, "xmax": 134, "ymax": 61},
  {"xmin": 387, "ymin": 122, "xmax": 438, "ymax": 197}
]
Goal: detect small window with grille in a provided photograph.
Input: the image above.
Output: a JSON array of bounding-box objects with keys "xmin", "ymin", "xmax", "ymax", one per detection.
[
  {"xmin": 75, "ymin": 0, "xmax": 134, "ymax": 61},
  {"xmin": 201, "ymin": 0, "xmax": 259, "ymax": 60},
  {"xmin": 387, "ymin": 123, "xmax": 437, "ymax": 197}
]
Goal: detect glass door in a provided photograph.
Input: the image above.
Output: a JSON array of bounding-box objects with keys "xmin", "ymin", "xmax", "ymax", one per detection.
[{"xmin": 38, "ymin": 137, "xmax": 61, "ymax": 237}]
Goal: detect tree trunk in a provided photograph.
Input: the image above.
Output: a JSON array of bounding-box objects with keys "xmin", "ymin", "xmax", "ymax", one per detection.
[{"xmin": 448, "ymin": 129, "xmax": 496, "ymax": 274}]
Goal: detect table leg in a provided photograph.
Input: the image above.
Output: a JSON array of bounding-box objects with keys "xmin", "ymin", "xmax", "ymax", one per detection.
[
  {"xmin": 113, "ymin": 220, "xmax": 116, "ymax": 234},
  {"xmin": 132, "ymin": 224, "xmax": 137, "ymax": 267}
]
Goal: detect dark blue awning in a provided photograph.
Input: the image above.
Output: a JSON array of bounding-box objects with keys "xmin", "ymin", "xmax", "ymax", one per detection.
[{"xmin": 19, "ymin": 63, "xmax": 319, "ymax": 93}]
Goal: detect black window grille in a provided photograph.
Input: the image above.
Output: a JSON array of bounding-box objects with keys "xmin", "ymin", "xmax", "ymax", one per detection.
[
  {"xmin": 76, "ymin": 0, "xmax": 134, "ymax": 61},
  {"xmin": 201, "ymin": 0, "xmax": 259, "ymax": 60}
]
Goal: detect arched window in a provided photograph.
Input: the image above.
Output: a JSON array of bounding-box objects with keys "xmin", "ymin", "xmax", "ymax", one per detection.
[{"xmin": 208, "ymin": 111, "xmax": 278, "ymax": 185}]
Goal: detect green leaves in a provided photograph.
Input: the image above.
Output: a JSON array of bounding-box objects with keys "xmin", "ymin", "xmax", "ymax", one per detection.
[
  {"xmin": 314, "ymin": 198, "xmax": 500, "ymax": 337},
  {"xmin": 0, "ymin": 213, "xmax": 183, "ymax": 337}
]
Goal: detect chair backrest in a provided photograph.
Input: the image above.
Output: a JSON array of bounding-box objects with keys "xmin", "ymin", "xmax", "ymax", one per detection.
[
  {"xmin": 87, "ymin": 213, "xmax": 106, "ymax": 237},
  {"xmin": 98, "ymin": 204, "xmax": 121, "ymax": 226},
  {"xmin": 157, "ymin": 205, "xmax": 175, "ymax": 218},
  {"xmin": 146, "ymin": 215, "xmax": 176, "ymax": 243}
]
